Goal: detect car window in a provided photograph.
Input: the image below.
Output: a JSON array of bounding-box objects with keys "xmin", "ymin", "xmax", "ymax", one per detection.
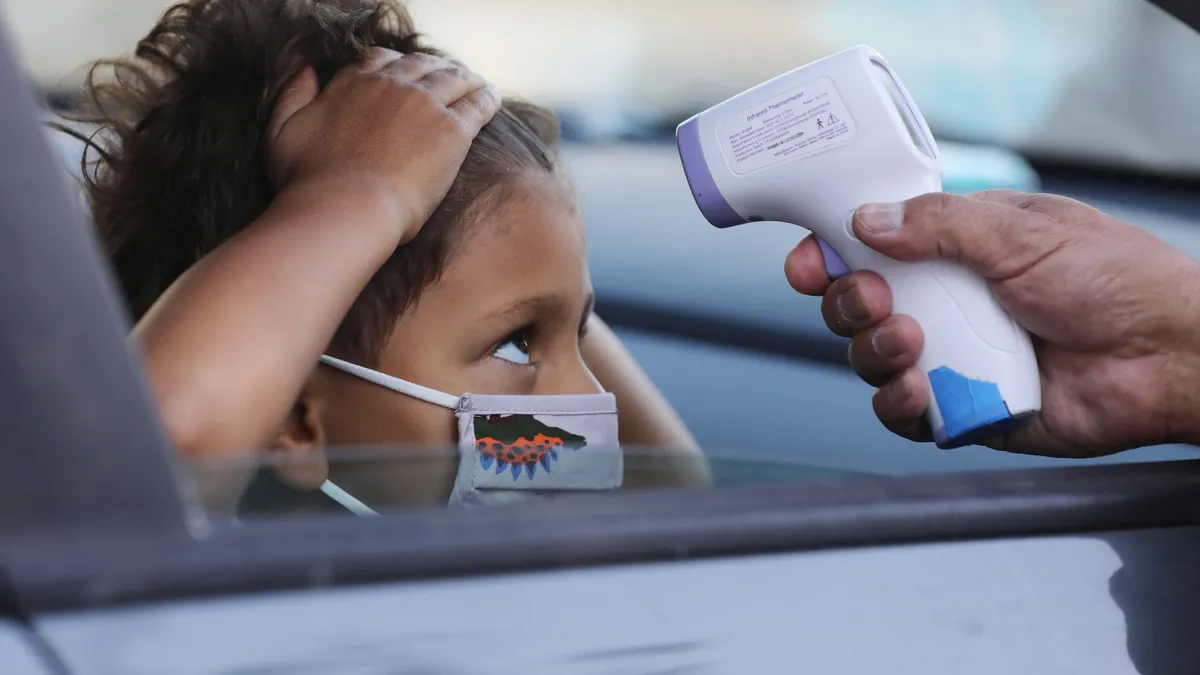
[
  {"xmin": 188, "ymin": 442, "xmax": 872, "ymax": 522},
  {"xmin": 4, "ymin": 0, "xmax": 1199, "ymax": 522}
]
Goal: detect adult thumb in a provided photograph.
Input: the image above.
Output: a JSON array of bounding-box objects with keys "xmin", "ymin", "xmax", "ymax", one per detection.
[
  {"xmin": 850, "ymin": 192, "xmax": 1061, "ymax": 279},
  {"xmin": 267, "ymin": 66, "xmax": 319, "ymax": 142}
]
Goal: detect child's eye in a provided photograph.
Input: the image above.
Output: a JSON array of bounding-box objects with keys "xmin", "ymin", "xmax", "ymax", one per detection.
[{"xmin": 492, "ymin": 330, "xmax": 532, "ymax": 365}]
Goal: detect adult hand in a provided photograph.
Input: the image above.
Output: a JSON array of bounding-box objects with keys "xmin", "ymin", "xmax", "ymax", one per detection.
[{"xmin": 785, "ymin": 190, "xmax": 1200, "ymax": 457}]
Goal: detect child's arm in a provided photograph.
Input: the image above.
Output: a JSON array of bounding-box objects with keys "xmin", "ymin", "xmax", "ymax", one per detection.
[
  {"xmin": 136, "ymin": 50, "xmax": 499, "ymax": 459},
  {"xmin": 581, "ymin": 315, "xmax": 712, "ymax": 487}
]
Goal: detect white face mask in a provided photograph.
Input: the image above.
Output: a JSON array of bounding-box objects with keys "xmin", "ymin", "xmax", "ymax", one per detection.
[{"xmin": 316, "ymin": 355, "xmax": 623, "ymax": 512}]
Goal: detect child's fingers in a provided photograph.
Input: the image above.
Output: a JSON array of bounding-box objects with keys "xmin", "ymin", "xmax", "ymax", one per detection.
[
  {"xmin": 448, "ymin": 85, "xmax": 502, "ymax": 131},
  {"xmin": 377, "ymin": 52, "xmax": 456, "ymax": 85},
  {"xmin": 357, "ymin": 46, "xmax": 405, "ymax": 74},
  {"xmin": 319, "ymin": 47, "xmax": 401, "ymax": 95},
  {"xmin": 267, "ymin": 66, "xmax": 319, "ymax": 142},
  {"xmin": 418, "ymin": 66, "xmax": 488, "ymax": 106}
]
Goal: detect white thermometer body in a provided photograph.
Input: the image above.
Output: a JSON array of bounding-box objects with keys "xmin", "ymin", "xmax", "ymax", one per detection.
[{"xmin": 676, "ymin": 45, "xmax": 1040, "ymax": 448}]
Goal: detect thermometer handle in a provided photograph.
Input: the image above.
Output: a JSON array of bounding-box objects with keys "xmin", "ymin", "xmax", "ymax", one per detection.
[{"xmin": 817, "ymin": 235, "xmax": 1041, "ymax": 449}]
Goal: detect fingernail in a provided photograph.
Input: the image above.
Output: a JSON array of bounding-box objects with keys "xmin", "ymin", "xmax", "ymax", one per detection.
[
  {"xmin": 835, "ymin": 284, "xmax": 869, "ymax": 323},
  {"xmin": 871, "ymin": 325, "xmax": 905, "ymax": 359},
  {"xmin": 856, "ymin": 202, "xmax": 905, "ymax": 234}
]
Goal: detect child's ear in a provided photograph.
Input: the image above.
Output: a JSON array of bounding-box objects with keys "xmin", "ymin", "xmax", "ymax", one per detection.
[{"xmin": 270, "ymin": 392, "xmax": 329, "ymax": 491}]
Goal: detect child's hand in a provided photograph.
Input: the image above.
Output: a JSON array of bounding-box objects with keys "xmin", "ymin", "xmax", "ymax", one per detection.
[{"xmin": 266, "ymin": 48, "xmax": 500, "ymax": 243}]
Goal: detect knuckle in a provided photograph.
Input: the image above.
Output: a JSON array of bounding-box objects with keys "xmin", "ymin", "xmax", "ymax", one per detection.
[
  {"xmin": 970, "ymin": 188, "xmax": 1022, "ymax": 202},
  {"xmin": 451, "ymin": 112, "xmax": 479, "ymax": 136},
  {"xmin": 370, "ymin": 46, "xmax": 402, "ymax": 62},
  {"xmin": 416, "ymin": 70, "xmax": 446, "ymax": 88},
  {"xmin": 436, "ymin": 105, "xmax": 468, "ymax": 132},
  {"xmin": 458, "ymin": 95, "xmax": 495, "ymax": 125},
  {"xmin": 421, "ymin": 68, "xmax": 461, "ymax": 87},
  {"xmin": 1015, "ymin": 192, "xmax": 1072, "ymax": 220},
  {"xmin": 1015, "ymin": 193, "xmax": 1047, "ymax": 212},
  {"xmin": 456, "ymin": 94, "xmax": 485, "ymax": 116},
  {"xmin": 448, "ymin": 107, "xmax": 471, "ymax": 129},
  {"xmin": 407, "ymin": 80, "xmax": 436, "ymax": 100},
  {"xmin": 363, "ymin": 68, "xmax": 398, "ymax": 87},
  {"xmin": 913, "ymin": 191, "xmax": 956, "ymax": 225}
]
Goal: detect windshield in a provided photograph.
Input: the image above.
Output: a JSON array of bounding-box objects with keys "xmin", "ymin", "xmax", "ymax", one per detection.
[{"xmin": 5, "ymin": 0, "xmax": 1200, "ymax": 175}]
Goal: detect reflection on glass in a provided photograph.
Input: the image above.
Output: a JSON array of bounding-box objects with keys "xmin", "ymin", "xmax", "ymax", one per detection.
[{"xmin": 187, "ymin": 445, "xmax": 872, "ymax": 521}]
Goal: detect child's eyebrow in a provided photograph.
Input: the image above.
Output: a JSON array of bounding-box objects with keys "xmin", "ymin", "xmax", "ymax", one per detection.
[
  {"xmin": 481, "ymin": 296, "xmax": 556, "ymax": 322},
  {"xmin": 476, "ymin": 295, "xmax": 570, "ymax": 333},
  {"xmin": 477, "ymin": 292, "xmax": 594, "ymax": 332}
]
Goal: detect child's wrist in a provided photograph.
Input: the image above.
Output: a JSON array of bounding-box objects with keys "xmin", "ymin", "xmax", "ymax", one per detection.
[{"xmin": 274, "ymin": 170, "xmax": 414, "ymax": 244}]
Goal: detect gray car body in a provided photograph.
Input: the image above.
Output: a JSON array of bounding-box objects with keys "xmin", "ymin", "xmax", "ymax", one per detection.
[{"xmin": 23, "ymin": 528, "xmax": 1198, "ymax": 675}]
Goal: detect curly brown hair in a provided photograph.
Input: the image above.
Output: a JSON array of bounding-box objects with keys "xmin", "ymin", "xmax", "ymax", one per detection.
[{"xmin": 57, "ymin": 0, "xmax": 562, "ymax": 366}]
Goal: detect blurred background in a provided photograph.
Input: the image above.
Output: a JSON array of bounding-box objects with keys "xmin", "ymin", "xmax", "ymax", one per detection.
[
  {"xmin": 4, "ymin": 0, "xmax": 1199, "ymax": 484},
  {"xmin": 7, "ymin": 0, "xmax": 1200, "ymax": 173}
]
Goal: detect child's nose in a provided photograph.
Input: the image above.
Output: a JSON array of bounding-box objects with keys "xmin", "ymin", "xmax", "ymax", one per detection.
[{"xmin": 543, "ymin": 357, "xmax": 604, "ymax": 396}]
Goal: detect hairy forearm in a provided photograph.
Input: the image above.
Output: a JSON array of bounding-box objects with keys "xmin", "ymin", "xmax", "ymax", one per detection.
[
  {"xmin": 135, "ymin": 173, "xmax": 405, "ymax": 459},
  {"xmin": 582, "ymin": 315, "xmax": 711, "ymax": 487}
]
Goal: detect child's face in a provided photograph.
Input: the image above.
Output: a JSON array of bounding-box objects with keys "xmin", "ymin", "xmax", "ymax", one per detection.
[{"xmin": 285, "ymin": 172, "xmax": 602, "ymax": 502}]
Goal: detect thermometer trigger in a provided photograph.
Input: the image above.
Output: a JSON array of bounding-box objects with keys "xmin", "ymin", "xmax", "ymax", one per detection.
[{"xmin": 816, "ymin": 237, "xmax": 851, "ymax": 279}]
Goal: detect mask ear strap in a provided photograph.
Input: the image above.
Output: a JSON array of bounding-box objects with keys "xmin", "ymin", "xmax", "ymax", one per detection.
[
  {"xmin": 320, "ymin": 480, "xmax": 378, "ymax": 517},
  {"xmin": 318, "ymin": 355, "xmax": 461, "ymax": 409}
]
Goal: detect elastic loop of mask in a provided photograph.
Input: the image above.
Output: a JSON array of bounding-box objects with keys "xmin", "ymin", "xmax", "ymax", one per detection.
[
  {"xmin": 320, "ymin": 480, "xmax": 378, "ymax": 517},
  {"xmin": 319, "ymin": 355, "xmax": 461, "ymax": 409}
]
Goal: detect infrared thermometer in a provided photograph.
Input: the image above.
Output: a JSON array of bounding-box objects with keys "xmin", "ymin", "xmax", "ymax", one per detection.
[{"xmin": 675, "ymin": 45, "xmax": 1040, "ymax": 449}]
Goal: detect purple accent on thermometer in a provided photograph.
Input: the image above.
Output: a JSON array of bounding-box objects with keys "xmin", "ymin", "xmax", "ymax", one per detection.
[
  {"xmin": 676, "ymin": 116, "xmax": 746, "ymax": 229},
  {"xmin": 816, "ymin": 237, "xmax": 851, "ymax": 279}
]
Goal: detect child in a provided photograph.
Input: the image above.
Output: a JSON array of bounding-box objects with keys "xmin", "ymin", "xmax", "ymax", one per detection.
[{"xmin": 61, "ymin": 0, "xmax": 707, "ymax": 514}]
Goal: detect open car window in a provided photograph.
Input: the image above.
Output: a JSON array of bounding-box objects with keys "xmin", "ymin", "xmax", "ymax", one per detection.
[
  {"xmin": 191, "ymin": 444, "xmax": 872, "ymax": 523},
  {"xmin": 0, "ymin": 9, "xmax": 1199, "ymax": 675},
  {"xmin": 0, "ymin": 0, "xmax": 1195, "ymax": 534}
]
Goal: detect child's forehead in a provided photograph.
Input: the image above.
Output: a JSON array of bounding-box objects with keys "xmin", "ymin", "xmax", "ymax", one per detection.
[
  {"xmin": 393, "ymin": 175, "xmax": 591, "ymax": 341},
  {"xmin": 464, "ymin": 175, "xmax": 583, "ymax": 251},
  {"xmin": 434, "ymin": 174, "xmax": 588, "ymax": 291}
]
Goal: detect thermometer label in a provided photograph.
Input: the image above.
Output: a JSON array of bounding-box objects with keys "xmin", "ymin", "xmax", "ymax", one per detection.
[{"xmin": 719, "ymin": 76, "xmax": 856, "ymax": 175}]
